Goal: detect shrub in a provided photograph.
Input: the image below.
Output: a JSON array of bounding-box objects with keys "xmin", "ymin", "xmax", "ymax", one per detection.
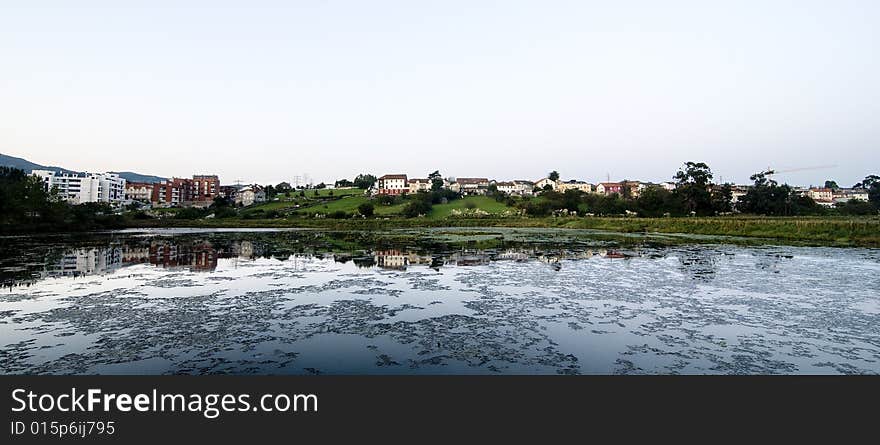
[{"xmin": 357, "ymin": 202, "xmax": 375, "ymax": 217}]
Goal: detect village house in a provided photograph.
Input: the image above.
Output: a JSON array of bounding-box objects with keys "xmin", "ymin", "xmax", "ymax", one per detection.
[
  {"xmin": 533, "ymin": 177, "xmax": 558, "ymax": 191},
  {"xmin": 125, "ymin": 181, "xmax": 155, "ymax": 203},
  {"xmin": 832, "ymin": 188, "xmax": 870, "ymax": 204},
  {"xmin": 511, "ymin": 180, "xmax": 536, "ymax": 196},
  {"xmin": 408, "ymin": 178, "xmax": 432, "ymax": 194},
  {"xmin": 596, "ymin": 182, "xmax": 623, "ymax": 196},
  {"xmin": 494, "ymin": 181, "xmax": 515, "ymax": 194},
  {"xmin": 807, "ymin": 187, "xmax": 834, "ymax": 207},
  {"xmin": 556, "ymin": 180, "xmax": 593, "ymax": 194},
  {"xmin": 622, "ymin": 180, "xmax": 643, "ymax": 198},
  {"xmin": 451, "ymin": 178, "xmax": 490, "ymax": 195},
  {"xmin": 730, "ymin": 185, "xmax": 750, "ymax": 206},
  {"xmin": 234, "ymin": 185, "xmax": 266, "ymax": 207},
  {"xmin": 376, "ymin": 174, "xmax": 408, "ymax": 195},
  {"xmin": 219, "ymin": 185, "xmax": 239, "ymax": 200}
]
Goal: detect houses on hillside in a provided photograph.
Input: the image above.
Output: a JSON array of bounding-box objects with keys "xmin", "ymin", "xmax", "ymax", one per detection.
[
  {"xmin": 557, "ymin": 180, "xmax": 593, "ymax": 194},
  {"xmin": 450, "ymin": 178, "xmax": 490, "ymax": 195},
  {"xmin": 495, "ymin": 180, "xmax": 534, "ymax": 196},
  {"xmin": 835, "ymin": 188, "xmax": 869, "ymax": 204},
  {"xmin": 803, "ymin": 187, "xmax": 870, "ymax": 207}
]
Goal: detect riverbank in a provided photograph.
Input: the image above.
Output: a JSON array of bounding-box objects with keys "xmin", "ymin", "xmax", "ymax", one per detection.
[{"xmin": 121, "ymin": 216, "xmax": 880, "ymax": 247}]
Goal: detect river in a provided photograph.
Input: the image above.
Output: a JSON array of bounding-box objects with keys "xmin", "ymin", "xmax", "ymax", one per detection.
[{"xmin": 1, "ymin": 228, "xmax": 878, "ymax": 374}]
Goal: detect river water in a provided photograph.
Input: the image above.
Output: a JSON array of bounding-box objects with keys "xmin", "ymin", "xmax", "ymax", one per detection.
[{"xmin": 1, "ymin": 228, "xmax": 878, "ymax": 375}]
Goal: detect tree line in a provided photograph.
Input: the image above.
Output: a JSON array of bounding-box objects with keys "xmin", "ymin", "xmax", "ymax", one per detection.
[{"xmin": 518, "ymin": 163, "xmax": 879, "ymax": 217}]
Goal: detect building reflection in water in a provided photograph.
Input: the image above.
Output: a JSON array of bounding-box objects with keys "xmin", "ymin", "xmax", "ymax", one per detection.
[
  {"xmin": 9, "ymin": 239, "xmax": 664, "ymax": 287},
  {"xmin": 48, "ymin": 248, "xmax": 123, "ymax": 278},
  {"xmin": 43, "ymin": 239, "xmax": 263, "ymax": 279},
  {"xmin": 122, "ymin": 241, "xmax": 223, "ymax": 272},
  {"xmin": 370, "ymin": 248, "xmax": 635, "ymax": 271}
]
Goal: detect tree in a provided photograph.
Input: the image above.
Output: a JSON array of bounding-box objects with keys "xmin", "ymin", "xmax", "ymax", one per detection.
[
  {"xmin": 335, "ymin": 179, "xmax": 353, "ymax": 188},
  {"xmin": 620, "ymin": 180, "xmax": 633, "ymax": 200},
  {"xmin": 210, "ymin": 195, "xmax": 232, "ymax": 209},
  {"xmin": 854, "ymin": 175, "xmax": 880, "ymax": 209},
  {"xmin": 710, "ymin": 184, "xmax": 734, "ymax": 214},
  {"xmin": 353, "ymin": 174, "xmax": 377, "ymax": 190},
  {"xmin": 0, "ymin": 167, "xmax": 65, "ymax": 228},
  {"xmin": 357, "ymin": 202, "xmax": 375, "ymax": 217},
  {"xmin": 835, "ymin": 199, "xmax": 876, "ymax": 216},
  {"xmin": 276, "ymin": 182, "xmax": 292, "ymax": 192},
  {"xmin": 636, "ymin": 187, "xmax": 683, "ymax": 217},
  {"xmin": 824, "ymin": 180, "xmax": 839, "ymax": 190},
  {"xmin": 402, "ymin": 192, "xmax": 433, "ymax": 217},
  {"xmin": 672, "ymin": 162, "xmax": 714, "ymax": 215},
  {"xmin": 736, "ymin": 171, "xmax": 818, "ymax": 216},
  {"xmin": 548, "ymin": 171, "xmax": 560, "ymax": 181},
  {"xmin": 428, "ymin": 170, "xmax": 443, "ymax": 192}
]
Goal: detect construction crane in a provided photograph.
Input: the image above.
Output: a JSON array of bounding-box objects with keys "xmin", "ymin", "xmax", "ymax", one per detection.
[{"xmin": 759, "ymin": 165, "xmax": 836, "ymax": 178}]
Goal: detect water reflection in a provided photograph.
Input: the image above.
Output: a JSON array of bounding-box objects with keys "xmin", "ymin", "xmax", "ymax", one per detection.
[
  {"xmin": 1, "ymin": 229, "xmax": 878, "ymax": 375},
  {"xmin": 2, "ymin": 235, "xmax": 660, "ymax": 288}
]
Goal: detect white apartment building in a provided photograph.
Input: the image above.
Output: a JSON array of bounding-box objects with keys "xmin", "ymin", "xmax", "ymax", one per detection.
[{"xmin": 32, "ymin": 170, "xmax": 126, "ymax": 204}]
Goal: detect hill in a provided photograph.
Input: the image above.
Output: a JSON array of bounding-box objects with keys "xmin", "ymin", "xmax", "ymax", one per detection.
[
  {"xmin": 109, "ymin": 171, "xmax": 167, "ymax": 183},
  {"xmin": 0, "ymin": 152, "xmax": 77, "ymax": 175},
  {"xmin": 0, "ymin": 152, "xmax": 166, "ymax": 183}
]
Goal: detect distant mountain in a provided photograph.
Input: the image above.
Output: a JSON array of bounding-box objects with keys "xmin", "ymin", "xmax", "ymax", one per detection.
[
  {"xmin": 1, "ymin": 153, "xmax": 166, "ymax": 183},
  {"xmin": 0, "ymin": 152, "xmax": 78, "ymax": 175},
  {"xmin": 108, "ymin": 171, "xmax": 167, "ymax": 184}
]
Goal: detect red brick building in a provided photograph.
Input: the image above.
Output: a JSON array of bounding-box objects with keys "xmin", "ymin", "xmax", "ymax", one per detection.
[
  {"xmin": 151, "ymin": 175, "xmax": 220, "ymax": 207},
  {"xmin": 192, "ymin": 175, "xmax": 220, "ymax": 202}
]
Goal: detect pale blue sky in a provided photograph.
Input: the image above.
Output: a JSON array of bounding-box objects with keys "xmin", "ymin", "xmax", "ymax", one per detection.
[{"xmin": 1, "ymin": 1, "xmax": 877, "ymax": 186}]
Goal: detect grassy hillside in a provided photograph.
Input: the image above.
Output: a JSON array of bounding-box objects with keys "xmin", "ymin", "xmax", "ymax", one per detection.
[
  {"xmin": 429, "ymin": 196, "xmax": 515, "ymax": 219},
  {"xmin": 296, "ymin": 195, "xmax": 406, "ymax": 215}
]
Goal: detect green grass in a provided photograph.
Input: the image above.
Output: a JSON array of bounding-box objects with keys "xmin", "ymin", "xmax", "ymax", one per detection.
[
  {"xmin": 296, "ymin": 195, "xmax": 406, "ymax": 215},
  {"xmin": 128, "ymin": 215, "xmax": 880, "ymax": 247},
  {"xmin": 246, "ymin": 188, "xmax": 368, "ymax": 213},
  {"xmin": 428, "ymin": 196, "xmax": 515, "ymax": 219}
]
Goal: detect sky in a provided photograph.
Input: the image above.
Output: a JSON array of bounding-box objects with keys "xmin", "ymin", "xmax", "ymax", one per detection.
[{"xmin": 1, "ymin": 1, "xmax": 877, "ymax": 187}]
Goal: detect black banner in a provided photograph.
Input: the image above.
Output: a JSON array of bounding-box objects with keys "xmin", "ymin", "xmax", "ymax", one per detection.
[{"xmin": 2, "ymin": 376, "xmax": 876, "ymax": 443}]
